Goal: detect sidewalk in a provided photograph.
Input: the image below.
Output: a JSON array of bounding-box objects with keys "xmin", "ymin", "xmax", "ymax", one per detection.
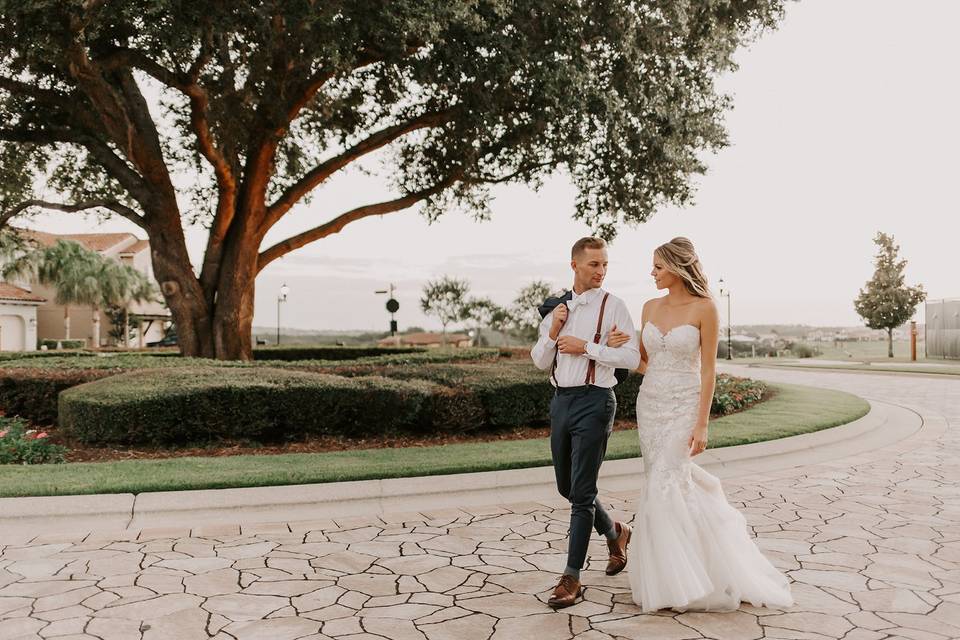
[{"xmin": 0, "ymin": 365, "xmax": 957, "ymax": 640}]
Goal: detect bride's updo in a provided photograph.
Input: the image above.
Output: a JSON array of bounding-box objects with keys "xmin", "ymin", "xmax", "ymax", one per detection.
[{"xmin": 655, "ymin": 237, "xmax": 712, "ymax": 298}]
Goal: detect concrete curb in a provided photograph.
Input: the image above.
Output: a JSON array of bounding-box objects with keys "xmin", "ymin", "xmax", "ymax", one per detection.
[{"xmin": 0, "ymin": 396, "xmax": 919, "ymax": 538}]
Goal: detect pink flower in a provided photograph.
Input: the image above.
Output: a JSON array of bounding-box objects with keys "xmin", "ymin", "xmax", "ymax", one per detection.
[
  {"xmin": 0, "ymin": 430, "xmax": 7, "ymax": 438},
  {"xmin": 35, "ymin": 432, "xmax": 49, "ymax": 439}
]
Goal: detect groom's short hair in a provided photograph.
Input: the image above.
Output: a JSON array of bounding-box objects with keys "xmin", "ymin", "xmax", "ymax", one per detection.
[{"xmin": 571, "ymin": 236, "xmax": 607, "ymax": 260}]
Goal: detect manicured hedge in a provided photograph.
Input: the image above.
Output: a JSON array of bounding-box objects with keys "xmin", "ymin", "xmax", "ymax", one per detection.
[
  {"xmin": 59, "ymin": 368, "xmax": 444, "ymax": 445},
  {"xmin": 251, "ymin": 345, "xmax": 427, "ymax": 361},
  {"xmin": 0, "ymin": 368, "xmax": 112, "ymax": 424},
  {"xmin": 330, "ymin": 362, "xmax": 645, "ymax": 423}
]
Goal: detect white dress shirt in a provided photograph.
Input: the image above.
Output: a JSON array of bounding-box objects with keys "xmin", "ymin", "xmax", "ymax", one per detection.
[{"xmin": 530, "ymin": 287, "xmax": 641, "ymax": 388}]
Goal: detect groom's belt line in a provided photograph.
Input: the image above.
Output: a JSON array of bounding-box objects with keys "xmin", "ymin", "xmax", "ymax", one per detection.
[{"xmin": 555, "ymin": 384, "xmax": 611, "ymax": 395}]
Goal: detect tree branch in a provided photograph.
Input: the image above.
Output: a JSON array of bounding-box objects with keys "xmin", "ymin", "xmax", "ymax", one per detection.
[
  {"xmin": 257, "ymin": 169, "xmax": 464, "ymax": 272},
  {"xmin": 0, "ymin": 127, "xmax": 152, "ymax": 204},
  {"xmin": 261, "ymin": 108, "xmax": 455, "ymax": 233},
  {"xmin": 0, "ymin": 199, "xmax": 144, "ymax": 229}
]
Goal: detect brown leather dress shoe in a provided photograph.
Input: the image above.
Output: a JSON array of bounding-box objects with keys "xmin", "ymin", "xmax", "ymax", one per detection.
[
  {"xmin": 547, "ymin": 574, "xmax": 581, "ymax": 608},
  {"xmin": 605, "ymin": 522, "xmax": 632, "ymax": 576}
]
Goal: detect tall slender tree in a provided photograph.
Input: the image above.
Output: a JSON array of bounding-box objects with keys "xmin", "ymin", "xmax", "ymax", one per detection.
[
  {"xmin": 854, "ymin": 232, "xmax": 926, "ymax": 358},
  {"xmin": 0, "ymin": 1, "xmax": 785, "ymax": 359}
]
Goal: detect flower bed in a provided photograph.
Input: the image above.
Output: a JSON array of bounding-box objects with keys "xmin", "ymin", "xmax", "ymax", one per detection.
[{"xmin": 0, "ymin": 416, "xmax": 67, "ymax": 464}]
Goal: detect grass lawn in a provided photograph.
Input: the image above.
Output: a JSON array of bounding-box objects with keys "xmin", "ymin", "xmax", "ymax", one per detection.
[{"xmin": 0, "ymin": 382, "xmax": 868, "ymax": 498}]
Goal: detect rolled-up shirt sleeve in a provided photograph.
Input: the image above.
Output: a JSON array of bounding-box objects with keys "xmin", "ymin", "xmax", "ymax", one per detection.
[
  {"xmin": 583, "ymin": 299, "xmax": 640, "ymax": 370},
  {"xmin": 530, "ymin": 312, "xmax": 558, "ymax": 370}
]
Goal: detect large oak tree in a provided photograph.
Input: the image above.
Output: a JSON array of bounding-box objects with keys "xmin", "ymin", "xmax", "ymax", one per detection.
[{"xmin": 0, "ymin": 0, "xmax": 784, "ymax": 359}]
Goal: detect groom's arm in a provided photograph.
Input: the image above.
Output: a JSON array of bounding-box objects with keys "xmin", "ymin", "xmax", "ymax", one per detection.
[
  {"xmin": 530, "ymin": 312, "xmax": 559, "ymax": 370},
  {"xmin": 583, "ymin": 299, "xmax": 641, "ymax": 369}
]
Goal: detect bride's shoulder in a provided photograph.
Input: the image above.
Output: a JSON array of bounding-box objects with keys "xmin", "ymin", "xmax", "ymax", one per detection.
[{"xmin": 695, "ymin": 296, "xmax": 720, "ymax": 321}]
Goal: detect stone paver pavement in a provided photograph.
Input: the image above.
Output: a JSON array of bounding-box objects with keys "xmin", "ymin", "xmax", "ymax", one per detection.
[{"xmin": 1, "ymin": 365, "xmax": 959, "ymax": 639}]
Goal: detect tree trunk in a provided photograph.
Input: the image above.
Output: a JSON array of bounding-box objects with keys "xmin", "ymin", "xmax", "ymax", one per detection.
[
  {"xmin": 210, "ymin": 219, "xmax": 262, "ymax": 361},
  {"xmin": 123, "ymin": 308, "xmax": 130, "ymax": 348},
  {"xmin": 888, "ymin": 328, "xmax": 894, "ymax": 358},
  {"xmin": 63, "ymin": 306, "xmax": 70, "ymax": 340},
  {"xmin": 145, "ymin": 219, "xmax": 216, "ymax": 358}
]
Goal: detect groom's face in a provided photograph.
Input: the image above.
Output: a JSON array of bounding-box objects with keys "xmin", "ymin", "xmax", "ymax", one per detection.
[{"xmin": 571, "ymin": 247, "xmax": 608, "ymax": 289}]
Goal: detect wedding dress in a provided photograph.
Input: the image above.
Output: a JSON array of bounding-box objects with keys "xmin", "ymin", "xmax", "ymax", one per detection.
[{"xmin": 627, "ymin": 322, "xmax": 794, "ymax": 612}]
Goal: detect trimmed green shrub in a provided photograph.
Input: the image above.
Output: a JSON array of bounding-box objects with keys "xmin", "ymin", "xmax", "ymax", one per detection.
[
  {"xmin": 59, "ymin": 367, "xmax": 443, "ymax": 445},
  {"xmin": 329, "ymin": 362, "xmax": 645, "ymax": 423},
  {"xmin": 38, "ymin": 339, "xmax": 86, "ymax": 350},
  {"xmin": 252, "ymin": 345, "xmax": 427, "ymax": 361},
  {"xmin": 0, "ymin": 368, "xmax": 111, "ymax": 424}
]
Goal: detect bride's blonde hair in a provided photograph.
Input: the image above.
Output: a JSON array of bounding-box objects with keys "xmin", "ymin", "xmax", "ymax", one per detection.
[{"xmin": 655, "ymin": 237, "xmax": 712, "ymax": 298}]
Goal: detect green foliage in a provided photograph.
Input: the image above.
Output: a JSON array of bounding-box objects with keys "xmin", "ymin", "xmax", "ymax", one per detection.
[
  {"xmin": 2, "ymin": 239, "xmax": 157, "ymax": 342},
  {"xmin": 786, "ymin": 342, "xmax": 820, "ymax": 359},
  {"xmin": 59, "ymin": 368, "xmax": 443, "ymax": 445},
  {"xmin": 0, "ymin": 367, "xmax": 111, "ymax": 424},
  {"xmin": 508, "ymin": 280, "xmax": 560, "ymax": 341},
  {"xmin": 251, "ymin": 345, "xmax": 428, "ymax": 362},
  {"xmin": 711, "ymin": 374, "xmax": 768, "ymax": 416},
  {"xmin": 37, "ymin": 339, "xmax": 88, "ymax": 350},
  {"xmin": 854, "ymin": 232, "xmax": 926, "ymax": 334},
  {"xmin": 420, "ymin": 276, "xmax": 470, "ymax": 337},
  {"xmin": 0, "ymin": 416, "xmax": 67, "ymax": 464}
]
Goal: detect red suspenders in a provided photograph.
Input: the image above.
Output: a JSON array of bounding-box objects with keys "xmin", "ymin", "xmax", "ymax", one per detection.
[{"xmin": 550, "ymin": 292, "xmax": 610, "ymax": 387}]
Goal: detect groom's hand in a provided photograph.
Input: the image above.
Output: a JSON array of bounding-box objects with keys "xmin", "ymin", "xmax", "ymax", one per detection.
[
  {"xmin": 557, "ymin": 335, "xmax": 587, "ymax": 355},
  {"xmin": 549, "ymin": 304, "xmax": 568, "ymax": 340}
]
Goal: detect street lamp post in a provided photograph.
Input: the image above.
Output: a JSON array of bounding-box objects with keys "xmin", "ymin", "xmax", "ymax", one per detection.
[
  {"xmin": 718, "ymin": 278, "xmax": 732, "ymax": 360},
  {"xmin": 277, "ymin": 282, "xmax": 289, "ymax": 345}
]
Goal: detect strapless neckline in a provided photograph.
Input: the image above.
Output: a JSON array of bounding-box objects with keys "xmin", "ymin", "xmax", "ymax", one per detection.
[{"xmin": 645, "ymin": 322, "xmax": 699, "ymax": 338}]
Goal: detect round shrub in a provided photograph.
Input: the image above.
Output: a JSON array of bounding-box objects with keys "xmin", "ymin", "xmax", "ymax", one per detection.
[{"xmin": 59, "ymin": 367, "xmax": 441, "ymax": 445}]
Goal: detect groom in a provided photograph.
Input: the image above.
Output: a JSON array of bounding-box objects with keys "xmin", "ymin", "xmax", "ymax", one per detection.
[{"xmin": 531, "ymin": 236, "xmax": 641, "ymax": 608}]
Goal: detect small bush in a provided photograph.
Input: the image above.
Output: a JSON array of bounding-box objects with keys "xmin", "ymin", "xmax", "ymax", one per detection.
[
  {"xmin": 712, "ymin": 373, "xmax": 768, "ymax": 416},
  {"xmin": 787, "ymin": 342, "xmax": 821, "ymax": 358},
  {"xmin": 38, "ymin": 339, "xmax": 86, "ymax": 350},
  {"xmin": 0, "ymin": 416, "xmax": 67, "ymax": 464}
]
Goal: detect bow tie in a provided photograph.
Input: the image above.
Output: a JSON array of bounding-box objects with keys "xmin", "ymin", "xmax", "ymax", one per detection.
[{"xmin": 567, "ymin": 293, "xmax": 590, "ymax": 310}]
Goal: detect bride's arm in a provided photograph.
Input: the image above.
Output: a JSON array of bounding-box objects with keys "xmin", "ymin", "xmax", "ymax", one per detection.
[{"xmin": 691, "ymin": 300, "xmax": 720, "ymax": 455}]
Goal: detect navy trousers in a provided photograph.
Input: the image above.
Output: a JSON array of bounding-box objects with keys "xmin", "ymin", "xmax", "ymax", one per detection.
[{"xmin": 549, "ymin": 384, "xmax": 617, "ymax": 571}]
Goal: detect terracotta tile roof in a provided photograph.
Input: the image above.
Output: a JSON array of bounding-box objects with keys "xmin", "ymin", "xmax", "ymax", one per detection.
[
  {"xmin": 18, "ymin": 228, "xmax": 139, "ymax": 253},
  {"xmin": 0, "ymin": 282, "xmax": 45, "ymax": 303},
  {"xmin": 119, "ymin": 239, "xmax": 150, "ymax": 254}
]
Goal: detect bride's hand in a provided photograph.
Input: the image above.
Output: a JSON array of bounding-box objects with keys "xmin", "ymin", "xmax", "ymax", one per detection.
[
  {"xmin": 688, "ymin": 424, "xmax": 708, "ymax": 456},
  {"xmin": 607, "ymin": 324, "xmax": 631, "ymax": 348}
]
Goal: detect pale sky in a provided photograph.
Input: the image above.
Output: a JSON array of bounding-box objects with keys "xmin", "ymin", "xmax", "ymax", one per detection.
[{"xmin": 20, "ymin": 0, "xmax": 959, "ymax": 332}]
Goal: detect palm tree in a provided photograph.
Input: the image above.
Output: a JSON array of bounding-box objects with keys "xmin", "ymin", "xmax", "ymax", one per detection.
[
  {"xmin": 3, "ymin": 240, "xmax": 101, "ymax": 342},
  {"xmin": 2, "ymin": 240, "xmax": 156, "ymax": 347},
  {"xmin": 104, "ymin": 264, "xmax": 157, "ymax": 348}
]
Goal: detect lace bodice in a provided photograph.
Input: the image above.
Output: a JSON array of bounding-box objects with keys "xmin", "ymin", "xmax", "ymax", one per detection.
[{"xmin": 642, "ymin": 322, "xmax": 701, "ymax": 375}]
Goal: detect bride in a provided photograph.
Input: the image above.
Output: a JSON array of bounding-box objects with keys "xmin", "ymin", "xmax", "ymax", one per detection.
[{"xmin": 607, "ymin": 237, "xmax": 793, "ymax": 613}]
